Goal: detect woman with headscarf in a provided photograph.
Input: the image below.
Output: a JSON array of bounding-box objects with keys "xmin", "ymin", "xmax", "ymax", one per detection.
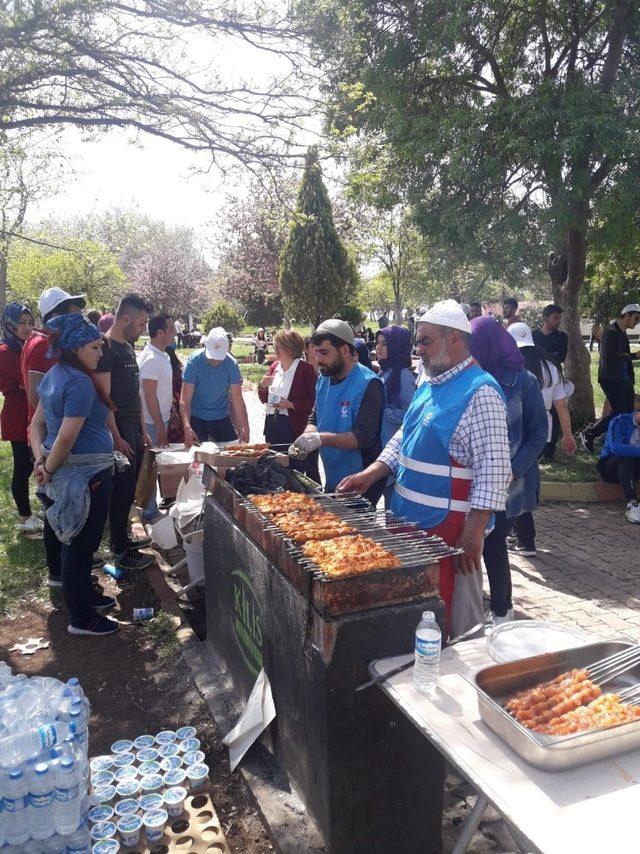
[
  {"xmin": 353, "ymin": 337, "xmax": 373, "ymax": 370},
  {"xmin": 29, "ymin": 313, "xmax": 118, "ymax": 637},
  {"xmin": 0, "ymin": 302, "xmax": 38, "ymax": 532},
  {"xmin": 375, "ymin": 325, "xmax": 416, "ymax": 447},
  {"xmin": 470, "ymin": 317, "xmax": 547, "ymax": 624}
]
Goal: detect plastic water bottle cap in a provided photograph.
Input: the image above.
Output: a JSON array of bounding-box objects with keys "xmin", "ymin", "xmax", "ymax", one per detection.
[
  {"xmin": 9, "ymin": 768, "xmax": 22, "ymax": 780},
  {"xmin": 422, "ymin": 610, "xmax": 435, "ymax": 622},
  {"xmin": 35, "ymin": 763, "xmax": 48, "ymax": 775},
  {"xmin": 61, "ymin": 756, "xmax": 74, "ymax": 769},
  {"xmin": 68, "ymin": 677, "xmax": 79, "ymax": 686}
]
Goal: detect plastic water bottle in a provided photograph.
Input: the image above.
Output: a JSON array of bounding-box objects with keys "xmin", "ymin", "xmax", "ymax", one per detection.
[
  {"xmin": 0, "ymin": 721, "xmax": 68, "ymax": 767},
  {"xmin": 43, "ymin": 832, "xmax": 66, "ymax": 853},
  {"xmin": 54, "ymin": 756, "xmax": 80, "ymax": 835},
  {"xmin": 65, "ymin": 820, "xmax": 91, "ymax": 854},
  {"xmin": 4, "ymin": 768, "xmax": 29, "ymax": 845},
  {"xmin": 28, "ymin": 762, "xmax": 56, "ymax": 839},
  {"xmin": 413, "ymin": 611, "xmax": 441, "ymax": 695}
]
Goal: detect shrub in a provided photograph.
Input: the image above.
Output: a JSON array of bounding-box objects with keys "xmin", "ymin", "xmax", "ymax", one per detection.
[{"xmin": 201, "ymin": 301, "xmax": 244, "ymax": 335}]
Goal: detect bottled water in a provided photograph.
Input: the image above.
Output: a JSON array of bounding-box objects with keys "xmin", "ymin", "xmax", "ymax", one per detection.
[
  {"xmin": 54, "ymin": 756, "xmax": 81, "ymax": 835},
  {"xmin": 65, "ymin": 820, "xmax": 91, "ymax": 853},
  {"xmin": 43, "ymin": 832, "xmax": 67, "ymax": 853},
  {"xmin": 4, "ymin": 768, "xmax": 29, "ymax": 845},
  {"xmin": 413, "ymin": 610, "xmax": 441, "ymax": 695},
  {"xmin": 29, "ymin": 762, "xmax": 56, "ymax": 839},
  {"xmin": 0, "ymin": 721, "xmax": 69, "ymax": 767}
]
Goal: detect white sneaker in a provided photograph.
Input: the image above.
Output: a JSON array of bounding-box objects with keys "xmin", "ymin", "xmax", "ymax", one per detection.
[
  {"xmin": 626, "ymin": 501, "xmax": 640, "ymax": 524},
  {"xmin": 492, "ymin": 608, "xmax": 515, "ymax": 626},
  {"xmin": 18, "ymin": 515, "xmax": 44, "ymax": 534}
]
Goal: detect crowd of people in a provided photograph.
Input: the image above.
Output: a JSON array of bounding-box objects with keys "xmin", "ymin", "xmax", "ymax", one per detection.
[{"xmin": 0, "ymin": 286, "xmax": 638, "ymax": 642}]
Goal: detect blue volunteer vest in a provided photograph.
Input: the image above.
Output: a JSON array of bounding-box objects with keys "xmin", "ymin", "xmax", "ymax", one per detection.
[
  {"xmin": 316, "ymin": 362, "xmax": 383, "ymax": 491},
  {"xmin": 391, "ymin": 362, "xmax": 503, "ymax": 529}
]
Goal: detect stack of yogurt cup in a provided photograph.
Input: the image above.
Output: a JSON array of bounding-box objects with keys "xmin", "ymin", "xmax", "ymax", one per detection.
[{"xmin": 88, "ymin": 727, "xmax": 209, "ymax": 850}]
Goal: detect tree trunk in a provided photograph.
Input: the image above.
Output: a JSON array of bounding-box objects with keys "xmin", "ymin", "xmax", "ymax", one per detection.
[
  {"xmin": 556, "ymin": 222, "xmax": 595, "ymax": 426},
  {"xmin": 0, "ymin": 252, "xmax": 7, "ymax": 312}
]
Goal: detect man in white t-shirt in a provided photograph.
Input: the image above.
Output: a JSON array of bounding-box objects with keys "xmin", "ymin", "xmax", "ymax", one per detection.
[
  {"xmin": 174, "ymin": 318, "xmax": 183, "ymax": 346},
  {"xmin": 138, "ymin": 313, "xmax": 175, "ymax": 520}
]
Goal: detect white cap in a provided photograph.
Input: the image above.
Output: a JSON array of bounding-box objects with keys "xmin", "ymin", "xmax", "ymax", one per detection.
[
  {"xmin": 507, "ymin": 322, "xmax": 535, "ymax": 348},
  {"xmin": 38, "ymin": 287, "xmax": 86, "ymax": 319},
  {"xmin": 621, "ymin": 303, "xmax": 640, "ymax": 316},
  {"xmin": 418, "ymin": 299, "xmax": 472, "ymax": 334},
  {"xmin": 204, "ymin": 327, "xmax": 229, "ymax": 359}
]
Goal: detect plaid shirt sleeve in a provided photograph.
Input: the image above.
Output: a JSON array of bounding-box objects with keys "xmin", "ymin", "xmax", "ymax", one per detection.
[
  {"xmin": 378, "ymin": 427, "xmax": 403, "ymax": 474},
  {"xmin": 452, "ymin": 385, "xmax": 511, "ymax": 511}
]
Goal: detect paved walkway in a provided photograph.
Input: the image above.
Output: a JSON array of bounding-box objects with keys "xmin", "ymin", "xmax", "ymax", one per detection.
[{"xmin": 243, "ymin": 386, "xmax": 639, "ymax": 640}]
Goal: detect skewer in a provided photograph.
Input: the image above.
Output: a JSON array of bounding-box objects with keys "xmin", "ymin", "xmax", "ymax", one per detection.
[{"xmin": 588, "ymin": 646, "xmax": 640, "ymax": 685}]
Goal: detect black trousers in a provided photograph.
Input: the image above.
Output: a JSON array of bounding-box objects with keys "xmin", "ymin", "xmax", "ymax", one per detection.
[
  {"xmin": 483, "ymin": 511, "xmax": 512, "ymax": 617},
  {"xmin": 10, "ymin": 440, "xmax": 32, "ymax": 517},
  {"xmin": 42, "ymin": 469, "xmax": 112, "ymax": 624},
  {"xmin": 110, "ymin": 416, "xmax": 144, "ymax": 555},
  {"xmin": 513, "ymin": 512, "xmax": 536, "ymax": 550},
  {"xmin": 543, "ymin": 407, "xmax": 560, "ymax": 461},
  {"xmin": 191, "ymin": 415, "xmax": 237, "ymax": 443},
  {"xmin": 264, "ymin": 414, "xmax": 320, "ymax": 483},
  {"xmin": 597, "ymin": 455, "xmax": 640, "ymax": 502},
  {"xmin": 586, "ymin": 380, "xmax": 635, "ymax": 440}
]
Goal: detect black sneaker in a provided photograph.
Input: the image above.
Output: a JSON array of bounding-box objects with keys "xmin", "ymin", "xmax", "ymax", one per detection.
[
  {"xmin": 68, "ymin": 615, "xmax": 119, "ymax": 636},
  {"xmin": 126, "ymin": 534, "xmax": 152, "ymax": 549},
  {"xmin": 47, "ymin": 575, "xmax": 63, "ymax": 588},
  {"xmin": 89, "ymin": 594, "xmax": 116, "ymax": 612},
  {"xmin": 115, "ymin": 549, "xmax": 154, "ymax": 571},
  {"xmin": 509, "ymin": 543, "xmax": 538, "ymax": 557},
  {"xmin": 159, "ymin": 498, "xmax": 175, "ymax": 510},
  {"xmin": 579, "ymin": 430, "xmax": 595, "ymax": 454}
]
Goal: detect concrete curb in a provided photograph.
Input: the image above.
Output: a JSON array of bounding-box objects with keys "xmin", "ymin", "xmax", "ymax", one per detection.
[
  {"xmin": 541, "ymin": 480, "xmax": 625, "ymax": 503},
  {"xmin": 147, "ymin": 545, "xmax": 326, "ymax": 854}
]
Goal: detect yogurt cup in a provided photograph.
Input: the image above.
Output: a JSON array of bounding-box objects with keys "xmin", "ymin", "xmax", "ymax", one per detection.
[
  {"xmin": 160, "ymin": 755, "xmax": 183, "ymax": 772},
  {"xmin": 111, "ymin": 739, "xmax": 133, "ymax": 754},
  {"xmin": 143, "ymin": 808, "xmax": 168, "ymax": 843},
  {"xmin": 178, "ymin": 737, "xmax": 200, "ymax": 753},
  {"xmin": 183, "ymin": 750, "xmax": 205, "ymax": 767},
  {"xmin": 91, "ymin": 820, "xmax": 117, "ymax": 841},
  {"xmin": 114, "ymin": 797, "xmax": 139, "ymax": 817},
  {"xmin": 93, "ymin": 785, "xmax": 117, "ymax": 805},
  {"xmin": 163, "ymin": 785, "xmax": 188, "ymax": 817},
  {"xmin": 163, "ymin": 768, "xmax": 187, "ymax": 788},
  {"xmin": 138, "ymin": 761, "xmax": 161, "ymax": 777},
  {"xmin": 155, "ymin": 730, "xmax": 177, "ymax": 745},
  {"xmin": 88, "ymin": 805, "xmax": 115, "ymax": 825},
  {"xmin": 112, "ymin": 752, "xmax": 135, "ymax": 768},
  {"xmin": 114, "ymin": 766, "xmax": 137, "ymax": 783},
  {"xmin": 175, "ymin": 726, "xmax": 197, "ymax": 740},
  {"xmin": 139, "ymin": 792, "xmax": 164, "ymax": 813},
  {"xmin": 140, "ymin": 773, "xmax": 164, "ymax": 794},
  {"xmin": 117, "ymin": 813, "xmax": 143, "ymax": 847},
  {"xmin": 157, "ymin": 742, "xmax": 179, "ymax": 758},
  {"xmin": 91, "ymin": 756, "xmax": 113, "ymax": 773},
  {"xmin": 133, "ymin": 734, "xmax": 155, "ymax": 750},
  {"xmin": 136, "ymin": 747, "xmax": 158, "ymax": 763},
  {"xmin": 93, "ymin": 840, "xmax": 120, "ymax": 854},
  {"xmin": 185, "ymin": 763, "xmax": 209, "ymax": 790},
  {"xmin": 116, "ymin": 779, "xmax": 140, "ymax": 799},
  {"xmin": 92, "ymin": 770, "xmax": 115, "ymax": 789}
]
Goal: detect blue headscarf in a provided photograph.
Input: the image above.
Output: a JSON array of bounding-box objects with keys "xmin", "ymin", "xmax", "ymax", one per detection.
[
  {"xmin": 353, "ymin": 337, "xmax": 372, "ymax": 369},
  {"xmin": 2, "ymin": 302, "xmax": 33, "ymax": 352},
  {"xmin": 45, "ymin": 313, "xmax": 101, "ymax": 358},
  {"xmin": 377, "ymin": 325, "xmax": 413, "ymax": 405}
]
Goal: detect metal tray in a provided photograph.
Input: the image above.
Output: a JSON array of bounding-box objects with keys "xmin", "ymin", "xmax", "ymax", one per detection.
[{"xmin": 472, "ymin": 640, "xmax": 640, "ymax": 770}]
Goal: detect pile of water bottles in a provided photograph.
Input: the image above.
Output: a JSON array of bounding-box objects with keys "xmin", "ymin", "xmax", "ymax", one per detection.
[{"xmin": 0, "ymin": 661, "xmax": 92, "ymax": 853}]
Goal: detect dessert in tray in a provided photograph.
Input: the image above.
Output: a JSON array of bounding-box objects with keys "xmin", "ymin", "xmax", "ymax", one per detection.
[
  {"xmin": 302, "ymin": 534, "xmax": 401, "ymax": 577},
  {"xmin": 505, "ymin": 668, "xmax": 640, "ymax": 736}
]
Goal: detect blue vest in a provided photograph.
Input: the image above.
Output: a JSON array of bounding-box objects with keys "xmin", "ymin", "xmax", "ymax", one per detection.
[
  {"xmin": 316, "ymin": 363, "xmax": 383, "ymax": 491},
  {"xmin": 391, "ymin": 363, "xmax": 503, "ymax": 529}
]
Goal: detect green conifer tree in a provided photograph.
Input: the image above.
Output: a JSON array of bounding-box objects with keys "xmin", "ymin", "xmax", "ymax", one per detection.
[{"xmin": 279, "ymin": 148, "xmax": 356, "ymax": 327}]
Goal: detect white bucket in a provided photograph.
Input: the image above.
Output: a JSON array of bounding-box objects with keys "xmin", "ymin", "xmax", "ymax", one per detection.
[{"xmin": 182, "ymin": 528, "xmax": 204, "ymax": 588}]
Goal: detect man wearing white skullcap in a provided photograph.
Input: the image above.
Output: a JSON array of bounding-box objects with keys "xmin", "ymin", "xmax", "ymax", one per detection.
[{"xmin": 338, "ymin": 299, "xmax": 512, "ymax": 639}]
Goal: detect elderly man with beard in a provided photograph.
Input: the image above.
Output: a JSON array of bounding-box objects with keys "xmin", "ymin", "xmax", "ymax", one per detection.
[
  {"xmin": 337, "ymin": 301, "xmax": 512, "ymax": 639},
  {"xmin": 291, "ymin": 319, "xmax": 385, "ymax": 505}
]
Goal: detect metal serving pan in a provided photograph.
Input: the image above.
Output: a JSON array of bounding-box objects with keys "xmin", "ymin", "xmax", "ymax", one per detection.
[{"xmin": 471, "ymin": 640, "xmax": 640, "ymax": 770}]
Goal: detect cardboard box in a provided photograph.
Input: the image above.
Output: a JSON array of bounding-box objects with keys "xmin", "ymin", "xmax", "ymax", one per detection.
[{"xmin": 157, "ymin": 461, "xmax": 189, "ymax": 498}]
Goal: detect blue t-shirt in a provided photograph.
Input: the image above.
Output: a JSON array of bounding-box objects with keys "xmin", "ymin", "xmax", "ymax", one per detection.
[
  {"xmin": 39, "ymin": 364, "xmax": 114, "ymax": 454},
  {"xmin": 182, "ymin": 352, "xmax": 242, "ymax": 420}
]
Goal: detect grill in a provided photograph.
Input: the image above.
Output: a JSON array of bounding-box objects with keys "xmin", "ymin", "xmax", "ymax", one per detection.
[{"xmin": 235, "ymin": 489, "xmax": 459, "ymax": 616}]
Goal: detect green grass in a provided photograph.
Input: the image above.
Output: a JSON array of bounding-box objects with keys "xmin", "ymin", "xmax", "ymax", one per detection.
[
  {"xmin": 140, "ymin": 610, "xmax": 181, "ymax": 660},
  {"xmin": 239, "ymin": 363, "xmax": 269, "ymax": 384},
  {"xmin": 0, "ymin": 444, "xmax": 50, "ymax": 614},
  {"xmin": 539, "ymin": 448, "xmax": 600, "ymax": 483}
]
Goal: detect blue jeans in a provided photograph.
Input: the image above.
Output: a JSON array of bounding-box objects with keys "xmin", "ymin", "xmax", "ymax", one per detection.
[{"xmin": 144, "ymin": 421, "xmax": 169, "ymax": 520}]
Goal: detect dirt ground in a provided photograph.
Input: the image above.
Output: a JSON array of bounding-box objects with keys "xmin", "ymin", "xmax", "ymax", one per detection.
[{"xmin": 0, "ymin": 560, "xmax": 272, "ymax": 853}]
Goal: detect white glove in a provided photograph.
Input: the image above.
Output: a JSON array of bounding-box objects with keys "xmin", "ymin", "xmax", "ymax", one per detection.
[{"xmin": 291, "ymin": 432, "xmax": 322, "ymax": 456}]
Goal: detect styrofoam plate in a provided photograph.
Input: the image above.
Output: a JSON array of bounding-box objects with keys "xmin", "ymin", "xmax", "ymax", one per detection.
[{"xmin": 487, "ymin": 620, "xmax": 592, "ymax": 663}]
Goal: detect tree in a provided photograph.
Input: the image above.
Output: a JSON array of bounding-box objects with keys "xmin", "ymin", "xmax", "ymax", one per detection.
[
  {"xmin": 8, "ymin": 239, "xmax": 126, "ymax": 310},
  {"xmin": 128, "ymin": 228, "xmax": 213, "ymax": 318},
  {"xmin": 279, "ymin": 147, "xmax": 356, "ymax": 326},
  {"xmin": 0, "ymin": 0, "xmax": 312, "ymax": 168},
  {"xmin": 202, "ymin": 301, "xmax": 244, "ymax": 335},
  {"xmin": 300, "ymin": 0, "xmax": 640, "ymax": 421}
]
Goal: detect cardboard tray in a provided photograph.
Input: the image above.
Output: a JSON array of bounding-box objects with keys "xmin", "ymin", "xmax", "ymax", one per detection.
[
  {"xmin": 195, "ymin": 448, "xmax": 289, "ymax": 468},
  {"xmin": 124, "ymin": 788, "xmax": 230, "ymax": 853}
]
